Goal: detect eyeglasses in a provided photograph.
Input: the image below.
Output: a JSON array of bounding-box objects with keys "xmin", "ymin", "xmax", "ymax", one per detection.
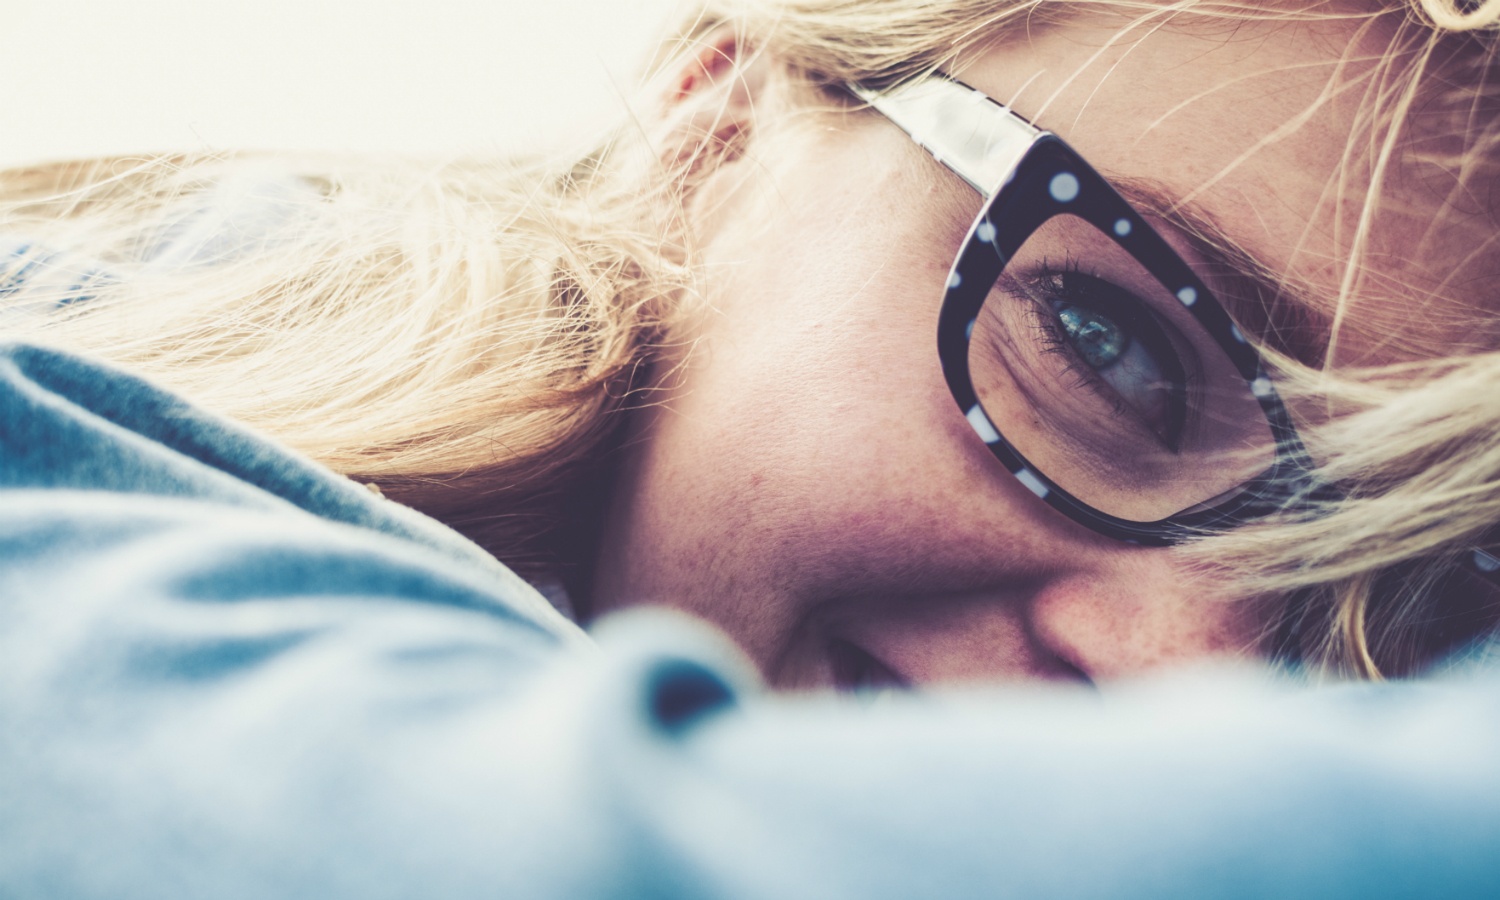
[
  {"xmin": 850, "ymin": 73, "xmax": 1500, "ymax": 578},
  {"xmin": 848, "ymin": 73, "xmax": 1318, "ymax": 546},
  {"xmin": 848, "ymin": 72, "xmax": 1500, "ymax": 664}
]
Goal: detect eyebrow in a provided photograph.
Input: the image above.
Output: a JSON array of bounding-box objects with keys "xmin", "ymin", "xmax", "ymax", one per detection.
[{"xmin": 1107, "ymin": 176, "xmax": 1333, "ymax": 368}]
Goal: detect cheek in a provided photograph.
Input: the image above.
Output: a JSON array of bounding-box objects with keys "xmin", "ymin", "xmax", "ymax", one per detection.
[
  {"xmin": 651, "ymin": 160, "xmax": 965, "ymax": 534},
  {"xmin": 642, "ymin": 314, "xmax": 940, "ymax": 571},
  {"xmin": 605, "ymin": 280, "xmax": 1057, "ymax": 620},
  {"xmin": 599, "ymin": 114, "xmax": 1086, "ymax": 597},
  {"xmin": 595, "ymin": 203, "xmax": 972, "ymax": 614}
]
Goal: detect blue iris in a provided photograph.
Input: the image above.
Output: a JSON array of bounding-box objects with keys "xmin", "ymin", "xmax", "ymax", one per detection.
[{"xmin": 1056, "ymin": 304, "xmax": 1127, "ymax": 369}]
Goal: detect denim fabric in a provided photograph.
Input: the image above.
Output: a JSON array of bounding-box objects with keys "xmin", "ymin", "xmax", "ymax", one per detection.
[{"xmin": 2, "ymin": 342, "xmax": 1498, "ymax": 899}]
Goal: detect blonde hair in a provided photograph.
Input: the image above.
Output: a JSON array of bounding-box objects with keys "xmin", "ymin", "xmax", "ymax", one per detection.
[{"xmin": 4, "ymin": 0, "xmax": 1497, "ymax": 676}]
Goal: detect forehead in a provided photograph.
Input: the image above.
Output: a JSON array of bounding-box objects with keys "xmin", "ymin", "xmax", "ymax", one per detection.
[
  {"xmin": 965, "ymin": 13, "xmax": 1361, "ymax": 214},
  {"xmin": 954, "ymin": 10, "xmax": 1481, "ymax": 362}
]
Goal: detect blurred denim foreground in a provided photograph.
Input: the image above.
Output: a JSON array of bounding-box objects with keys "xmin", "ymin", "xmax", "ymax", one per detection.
[{"xmin": 2, "ymin": 341, "xmax": 1499, "ymax": 899}]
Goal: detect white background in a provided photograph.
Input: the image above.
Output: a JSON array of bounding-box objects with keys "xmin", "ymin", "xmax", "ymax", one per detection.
[{"xmin": 0, "ymin": 0, "xmax": 685, "ymax": 167}]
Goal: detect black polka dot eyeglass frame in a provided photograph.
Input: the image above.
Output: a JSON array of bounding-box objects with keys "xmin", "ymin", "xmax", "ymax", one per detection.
[{"xmin": 846, "ymin": 73, "xmax": 1323, "ymax": 548}]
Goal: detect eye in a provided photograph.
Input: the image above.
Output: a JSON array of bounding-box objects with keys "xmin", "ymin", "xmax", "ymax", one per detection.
[
  {"xmin": 1022, "ymin": 269, "xmax": 1189, "ymax": 449},
  {"xmin": 964, "ymin": 213, "xmax": 1278, "ymax": 523}
]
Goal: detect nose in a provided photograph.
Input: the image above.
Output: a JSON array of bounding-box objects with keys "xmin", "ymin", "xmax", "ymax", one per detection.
[
  {"xmin": 839, "ymin": 550, "xmax": 1256, "ymax": 689},
  {"xmin": 833, "ymin": 590, "xmax": 1090, "ymax": 687},
  {"xmin": 865, "ymin": 386, "xmax": 1260, "ymax": 686},
  {"xmin": 1024, "ymin": 554, "xmax": 1257, "ymax": 682}
]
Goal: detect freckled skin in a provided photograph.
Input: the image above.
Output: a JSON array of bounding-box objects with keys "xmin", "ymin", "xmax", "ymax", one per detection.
[{"xmin": 589, "ymin": 13, "xmax": 1484, "ymax": 690}]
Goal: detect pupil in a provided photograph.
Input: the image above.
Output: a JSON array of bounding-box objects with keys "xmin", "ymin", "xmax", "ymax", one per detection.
[{"xmin": 1057, "ymin": 304, "xmax": 1127, "ymax": 369}]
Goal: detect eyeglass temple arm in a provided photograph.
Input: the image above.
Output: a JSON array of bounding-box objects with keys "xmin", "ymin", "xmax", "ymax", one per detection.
[{"xmin": 847, "ymin": 78, "xmax": 1042, "ymax": 200}]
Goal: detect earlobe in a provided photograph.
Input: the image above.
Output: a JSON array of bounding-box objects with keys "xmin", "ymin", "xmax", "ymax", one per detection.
[{"xmin": 650, "ymin": 28, "xmax": 769, "ymax": 176}]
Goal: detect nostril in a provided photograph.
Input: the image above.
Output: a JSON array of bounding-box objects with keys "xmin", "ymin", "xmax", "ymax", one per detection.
[
  {"xmin": 1050, "ymin": 653, "xmax": 1097, "ymax": 689},
  {"xmin": 1028, "ymin": 617, "xmax": 1099, "ymax": 688}
]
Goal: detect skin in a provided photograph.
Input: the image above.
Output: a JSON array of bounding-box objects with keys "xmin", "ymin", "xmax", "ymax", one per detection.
[{"xmin": 588, "ymin": 11, "xmax": 1484, "ymax": 691}]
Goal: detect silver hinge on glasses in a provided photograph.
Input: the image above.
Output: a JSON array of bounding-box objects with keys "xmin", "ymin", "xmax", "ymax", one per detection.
[{"xmin": 848, "ymin": 77, "xmax": 1041, "ymax": 200}]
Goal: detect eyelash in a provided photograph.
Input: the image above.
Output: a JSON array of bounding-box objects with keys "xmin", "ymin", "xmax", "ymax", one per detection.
[
  {"xmin": 999, "ymin": 256, "xmax": 1198, "ymax": 450},
  {"xmin": 1007, "ymin": 257, "xmax": 1135, "ymax": 418}
]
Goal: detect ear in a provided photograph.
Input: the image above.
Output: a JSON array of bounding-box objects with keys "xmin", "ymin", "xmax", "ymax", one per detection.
[{"xmin": 649, "ymin": 28, "xmax": 769, "ymax": 176}]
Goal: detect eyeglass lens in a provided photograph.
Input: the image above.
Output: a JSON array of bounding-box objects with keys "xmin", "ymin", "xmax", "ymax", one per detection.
[{"xmin": 966, "ymin": 214, "xmax": 1275, "ymax": 522}]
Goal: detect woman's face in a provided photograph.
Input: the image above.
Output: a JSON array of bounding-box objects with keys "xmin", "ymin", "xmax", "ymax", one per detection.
[{"xmin": 590, "ymin": 12, "xmax": 1479, "ymax": 690}]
